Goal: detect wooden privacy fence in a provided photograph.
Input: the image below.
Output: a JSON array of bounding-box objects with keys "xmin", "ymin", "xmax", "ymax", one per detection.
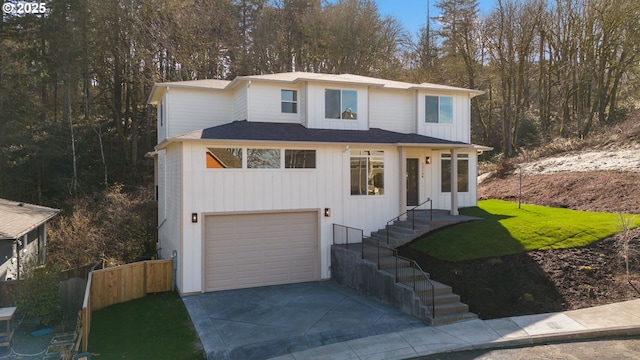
[{"xmin": 80, "ymin": 259, "xmax": 173, "ymax": 352}]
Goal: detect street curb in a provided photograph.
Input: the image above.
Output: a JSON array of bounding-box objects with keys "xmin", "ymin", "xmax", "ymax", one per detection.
[{"xmin": 465, "ymin": 325, "xmax": 640, "ymax": 352}]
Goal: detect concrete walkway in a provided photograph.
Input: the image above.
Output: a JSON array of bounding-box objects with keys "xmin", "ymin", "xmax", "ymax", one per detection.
[{"xmin": 270, "ymin": 299, "xmax": 640, "ymax": 360}]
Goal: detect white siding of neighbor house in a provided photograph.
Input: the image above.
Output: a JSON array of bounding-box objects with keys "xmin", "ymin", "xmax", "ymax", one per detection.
[
  {"xmin": 177, "ymin": 142, "xmax": 403, "ymax": 294},
  {"xmin": 369, "ymin": 89, "xmax": 415, "ymax": 133},
  {"xmin": 417, "ymin": 91, "xmax": 471, "ymax": 143},
  {"xmin": 246, "ymin": 82, "xmax": 304, "ymax": 124},
  {"xmin": 233, "ymin": 85, "xmax": 248, "ymax": 121},
  {"xmin": 163, "ymin": 88, "xmax": 232, "ymax": 139},
  {"xmin": 305, "ymin": 83, "xmax": 369, "ymax": 130},
  {"xmin": 1, "ymin": 226, "xmax": 45, "ymax": 281},
  {"xmin": 158, "ymin": 143, "xmax": 184, "ymax": 292}
]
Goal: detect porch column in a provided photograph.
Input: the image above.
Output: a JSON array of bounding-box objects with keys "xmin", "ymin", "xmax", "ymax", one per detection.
[
  {"xmin": 450, "ymin": 148, "xmax": 459, "ymax": 216},
  {"xmin": 399, "ymin": 147, "xmax": 407, "ymax": 220}
]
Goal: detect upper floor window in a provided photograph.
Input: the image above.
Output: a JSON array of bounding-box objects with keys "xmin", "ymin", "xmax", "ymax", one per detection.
[
  {"xmin": 281, "ymin": 90, "xmax": 297, "ymax": 114},
  {"xmin": 425, "ymin": 96, "xmax": 453, "ymax": 123},
  {"xmin": 325, "ymin": 89, "xmax": 357, "ymax": 119},
  {"xmin": 350, "ymin": 150, "xmax": 384, "ymax": 196}
]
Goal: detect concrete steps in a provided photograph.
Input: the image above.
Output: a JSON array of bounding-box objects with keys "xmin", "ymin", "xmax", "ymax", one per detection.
[
  {"xmin": 371, "ymin": 249, "xmax": 477, "ymax": 325},
  {"xmin": 334, "ymin": 212, "xmax": 481, "ymax": 326},
  {"xmin": 370, "ymin": 211, "xmax": 463, "ymax": 248}
]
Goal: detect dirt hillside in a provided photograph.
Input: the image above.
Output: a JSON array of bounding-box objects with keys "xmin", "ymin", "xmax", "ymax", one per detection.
[{"xmin": 400, "ymin": 117, "xmax": 640, "ymax": 319}]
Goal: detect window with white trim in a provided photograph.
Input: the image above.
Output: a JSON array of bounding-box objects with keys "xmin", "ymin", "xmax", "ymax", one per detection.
[
  {"xmin": 350, "ymin": 150, "xmax": 384, "ymax": 195},
  {"xmin": 441, "ymin": 153, "xmax": 469, "ymax": 192},
  {"xmin": 281, "ymin": 90, "xmax": 297, "ymax": 113},
  {"xmin": 425, "ymin": 95, "xmax": 453, "ymax": 123},
  {"xmin": 325, "ymin": 89, "xmax": 357, "ymax": 119}
]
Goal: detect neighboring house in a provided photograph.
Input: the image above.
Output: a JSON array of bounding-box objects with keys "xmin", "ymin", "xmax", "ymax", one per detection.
[
  {"xmin": 0, "ymin": 199, "xmax": 59, "ymax": 281},
  {"xmin": 147, "ymin": 72, "xmax": 490, "ymax": 295}
]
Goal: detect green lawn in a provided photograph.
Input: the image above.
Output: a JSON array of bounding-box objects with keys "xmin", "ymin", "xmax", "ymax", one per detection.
[
  {"xmin": 411, "ymin": 199, "xmax": 640, "ymax": 261},
  {"xmin": 88, "ymin": 291, "xmax": 205, "ymax": 360}
]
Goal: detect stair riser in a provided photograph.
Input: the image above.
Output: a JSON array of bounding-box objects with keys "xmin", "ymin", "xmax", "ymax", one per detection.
[{"xmin": 434, "ymin": 304, "xmax": 469, "ymax": 315}]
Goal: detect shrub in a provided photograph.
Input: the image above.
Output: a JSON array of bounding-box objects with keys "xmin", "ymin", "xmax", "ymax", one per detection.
[
  {"xmin": 47, "ymin": 184, "xmax": 157, "ymax": 269},
  {"xmin": 16, "ymin": 257, "xmax": 61, "ymax": 326}
]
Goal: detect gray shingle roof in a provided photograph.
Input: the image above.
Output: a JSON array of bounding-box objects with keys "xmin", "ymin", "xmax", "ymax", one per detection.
[
  {"xmin": 0, "ymin": 199, "xmax": 60, "ymax": 240},
  {"xmin": 171, "ymin": 120, "xmax": 470, "ymax": 147}
]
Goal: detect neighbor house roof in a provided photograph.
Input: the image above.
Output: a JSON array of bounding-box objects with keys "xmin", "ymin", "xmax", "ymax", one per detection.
[
  {"xmin": 148, "ymin": 72, "xmax": 484, "ymax": 104},
  {"xmin": 158, "ymin": 120, "xmax": 484, "ymax": 149},
  {"xmin": 0, "ymin": 199, "xmax": 60, "ymax": 240}
]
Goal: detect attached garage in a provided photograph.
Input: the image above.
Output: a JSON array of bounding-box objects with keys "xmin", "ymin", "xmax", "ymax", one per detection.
[{"xmin": 204, "ymin": 211, "xmax": 320, "ymax": 292}]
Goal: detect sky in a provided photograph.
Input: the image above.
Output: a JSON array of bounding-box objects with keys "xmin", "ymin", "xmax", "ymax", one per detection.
[{"xmin": 372, "ymin": 0, "xmax": 495, "ymax": 38}]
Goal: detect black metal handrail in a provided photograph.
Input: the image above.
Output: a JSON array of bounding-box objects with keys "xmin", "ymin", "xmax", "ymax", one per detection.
[
  {"xmin": 386, "ymin": 198, "xmax": 433, "ymax": 244},
  {"xmin": 332, "ymin": 223, "xmax": 363, "ymax": 249},
  {"xmin": 333, "ymin": 222, "xmax": 435, "ymax": 321},
  {"xmin": 378, "ymin": 241, "xmax": 435, "ymax": 319},
  {"xmin": 346, "ymin": 228, "xmax": 434, "ymax": 321}
]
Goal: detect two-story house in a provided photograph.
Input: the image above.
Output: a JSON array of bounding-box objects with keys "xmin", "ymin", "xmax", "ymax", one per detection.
[{"xmin": 147, "ymin": 72, "xmax": 489, "ymax": 295}]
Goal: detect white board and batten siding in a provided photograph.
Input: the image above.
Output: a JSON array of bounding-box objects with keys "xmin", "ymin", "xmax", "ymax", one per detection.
[
  {"xmin": 157, "ymin": 142, "xmax": 186, "ymax": 291},
  {"xmin": 305, "ymin": 83, "xmax": 369, "ymax": 130},
  {"xmin": 204, "ymin": 211, "xmax": 319, "ymax": 292},
  {"xmin": 246, "ymin": 82, "xmax": 304, "ymax": 124},
  {"xmin": 369, "ymin": 89, "xmax": 416, "ymax": 133},
  {"xmin": 164, "ymin": 88, "xmax": 232, "ymax": 140},
  {"xmin": 233, "ymin": 84, "xmax": 248, "ymax": 121},
  {"xmin": 176, "ymin": 142, "xmax": 403, "ymax": 294},
  {"xmin": 417, "ymin": 91, "xmax": 471, "ymax": 143}
]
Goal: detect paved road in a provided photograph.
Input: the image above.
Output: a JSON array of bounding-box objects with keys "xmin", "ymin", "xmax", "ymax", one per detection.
[{"xmin": 413, "ymin": 338, "xmax": 640, "ymax": 359}]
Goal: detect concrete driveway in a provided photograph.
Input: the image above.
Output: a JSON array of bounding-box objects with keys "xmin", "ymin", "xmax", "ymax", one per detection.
[{"xmin": 182, "ymin": 281, "xmax": 426, "ymax": 360}]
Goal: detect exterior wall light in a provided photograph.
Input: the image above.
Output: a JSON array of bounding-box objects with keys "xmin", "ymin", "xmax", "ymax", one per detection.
[
  {"xmin": 191, "ymin": 213, "xmax": 198, "ymax": 223},
  {"xmin": 425, "ymin": 156, "xmax": 431, "ymax": 164},
  {"xmin": 324, "ymin": 208, "xmax": 331, "ymax": 217}
]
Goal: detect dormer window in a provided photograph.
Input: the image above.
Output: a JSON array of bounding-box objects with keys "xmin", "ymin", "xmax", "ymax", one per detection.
[
  {"xmin": 281, "ymin": 90, "xmax": 297, "ymax": 113},
  {"xmin": 425, "ymin": 95, "xmax": 453, "ymax": 123},
  {"xmin": 325, "ymin": 89, "xmax": 357, "ymax": 119}
]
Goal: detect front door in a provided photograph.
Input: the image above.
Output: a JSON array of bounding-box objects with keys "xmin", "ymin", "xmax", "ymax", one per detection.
[{"xmin": 406, "ymin": 158, "xmax": 419, "ymax": 206}]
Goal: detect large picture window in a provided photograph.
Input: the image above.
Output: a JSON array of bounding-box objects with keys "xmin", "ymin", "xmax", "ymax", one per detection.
[
  {"xmin": 325, "ymin": 89, "xmax": 357, "ymax": 119},
  {"xmin": 441, "ymin": 153, "xmax": 469, "ymax": 192},
  {"xmin": 281, "ymin": 90, "xmax": 297, "ymax": 113},
  {"xmin": 350, "ymin": 150, "xmax": 384, "ymax": 196},
  {"xmin": 425, "ymin": 96, "xmax": 453, "ymax": 123}
]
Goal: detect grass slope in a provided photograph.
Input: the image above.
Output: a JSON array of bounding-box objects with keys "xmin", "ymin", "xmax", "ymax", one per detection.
[
  {"xmin": 88, "ymin": 291, "xmax": 205, "ymax": 360},
  {"xmin": 411, "ymin": 199, "xmax": 640, "ymax": 261}
]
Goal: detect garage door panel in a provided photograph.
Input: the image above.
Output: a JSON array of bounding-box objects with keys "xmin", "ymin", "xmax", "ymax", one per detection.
[{"xmin": 205, "ymin": 211, "xmax": 319, "ymax": 292}]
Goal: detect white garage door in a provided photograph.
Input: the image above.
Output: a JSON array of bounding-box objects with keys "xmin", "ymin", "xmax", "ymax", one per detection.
[{"xmin": 204, "ymin": 211, "xmax": 319, "ymax": 292}]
